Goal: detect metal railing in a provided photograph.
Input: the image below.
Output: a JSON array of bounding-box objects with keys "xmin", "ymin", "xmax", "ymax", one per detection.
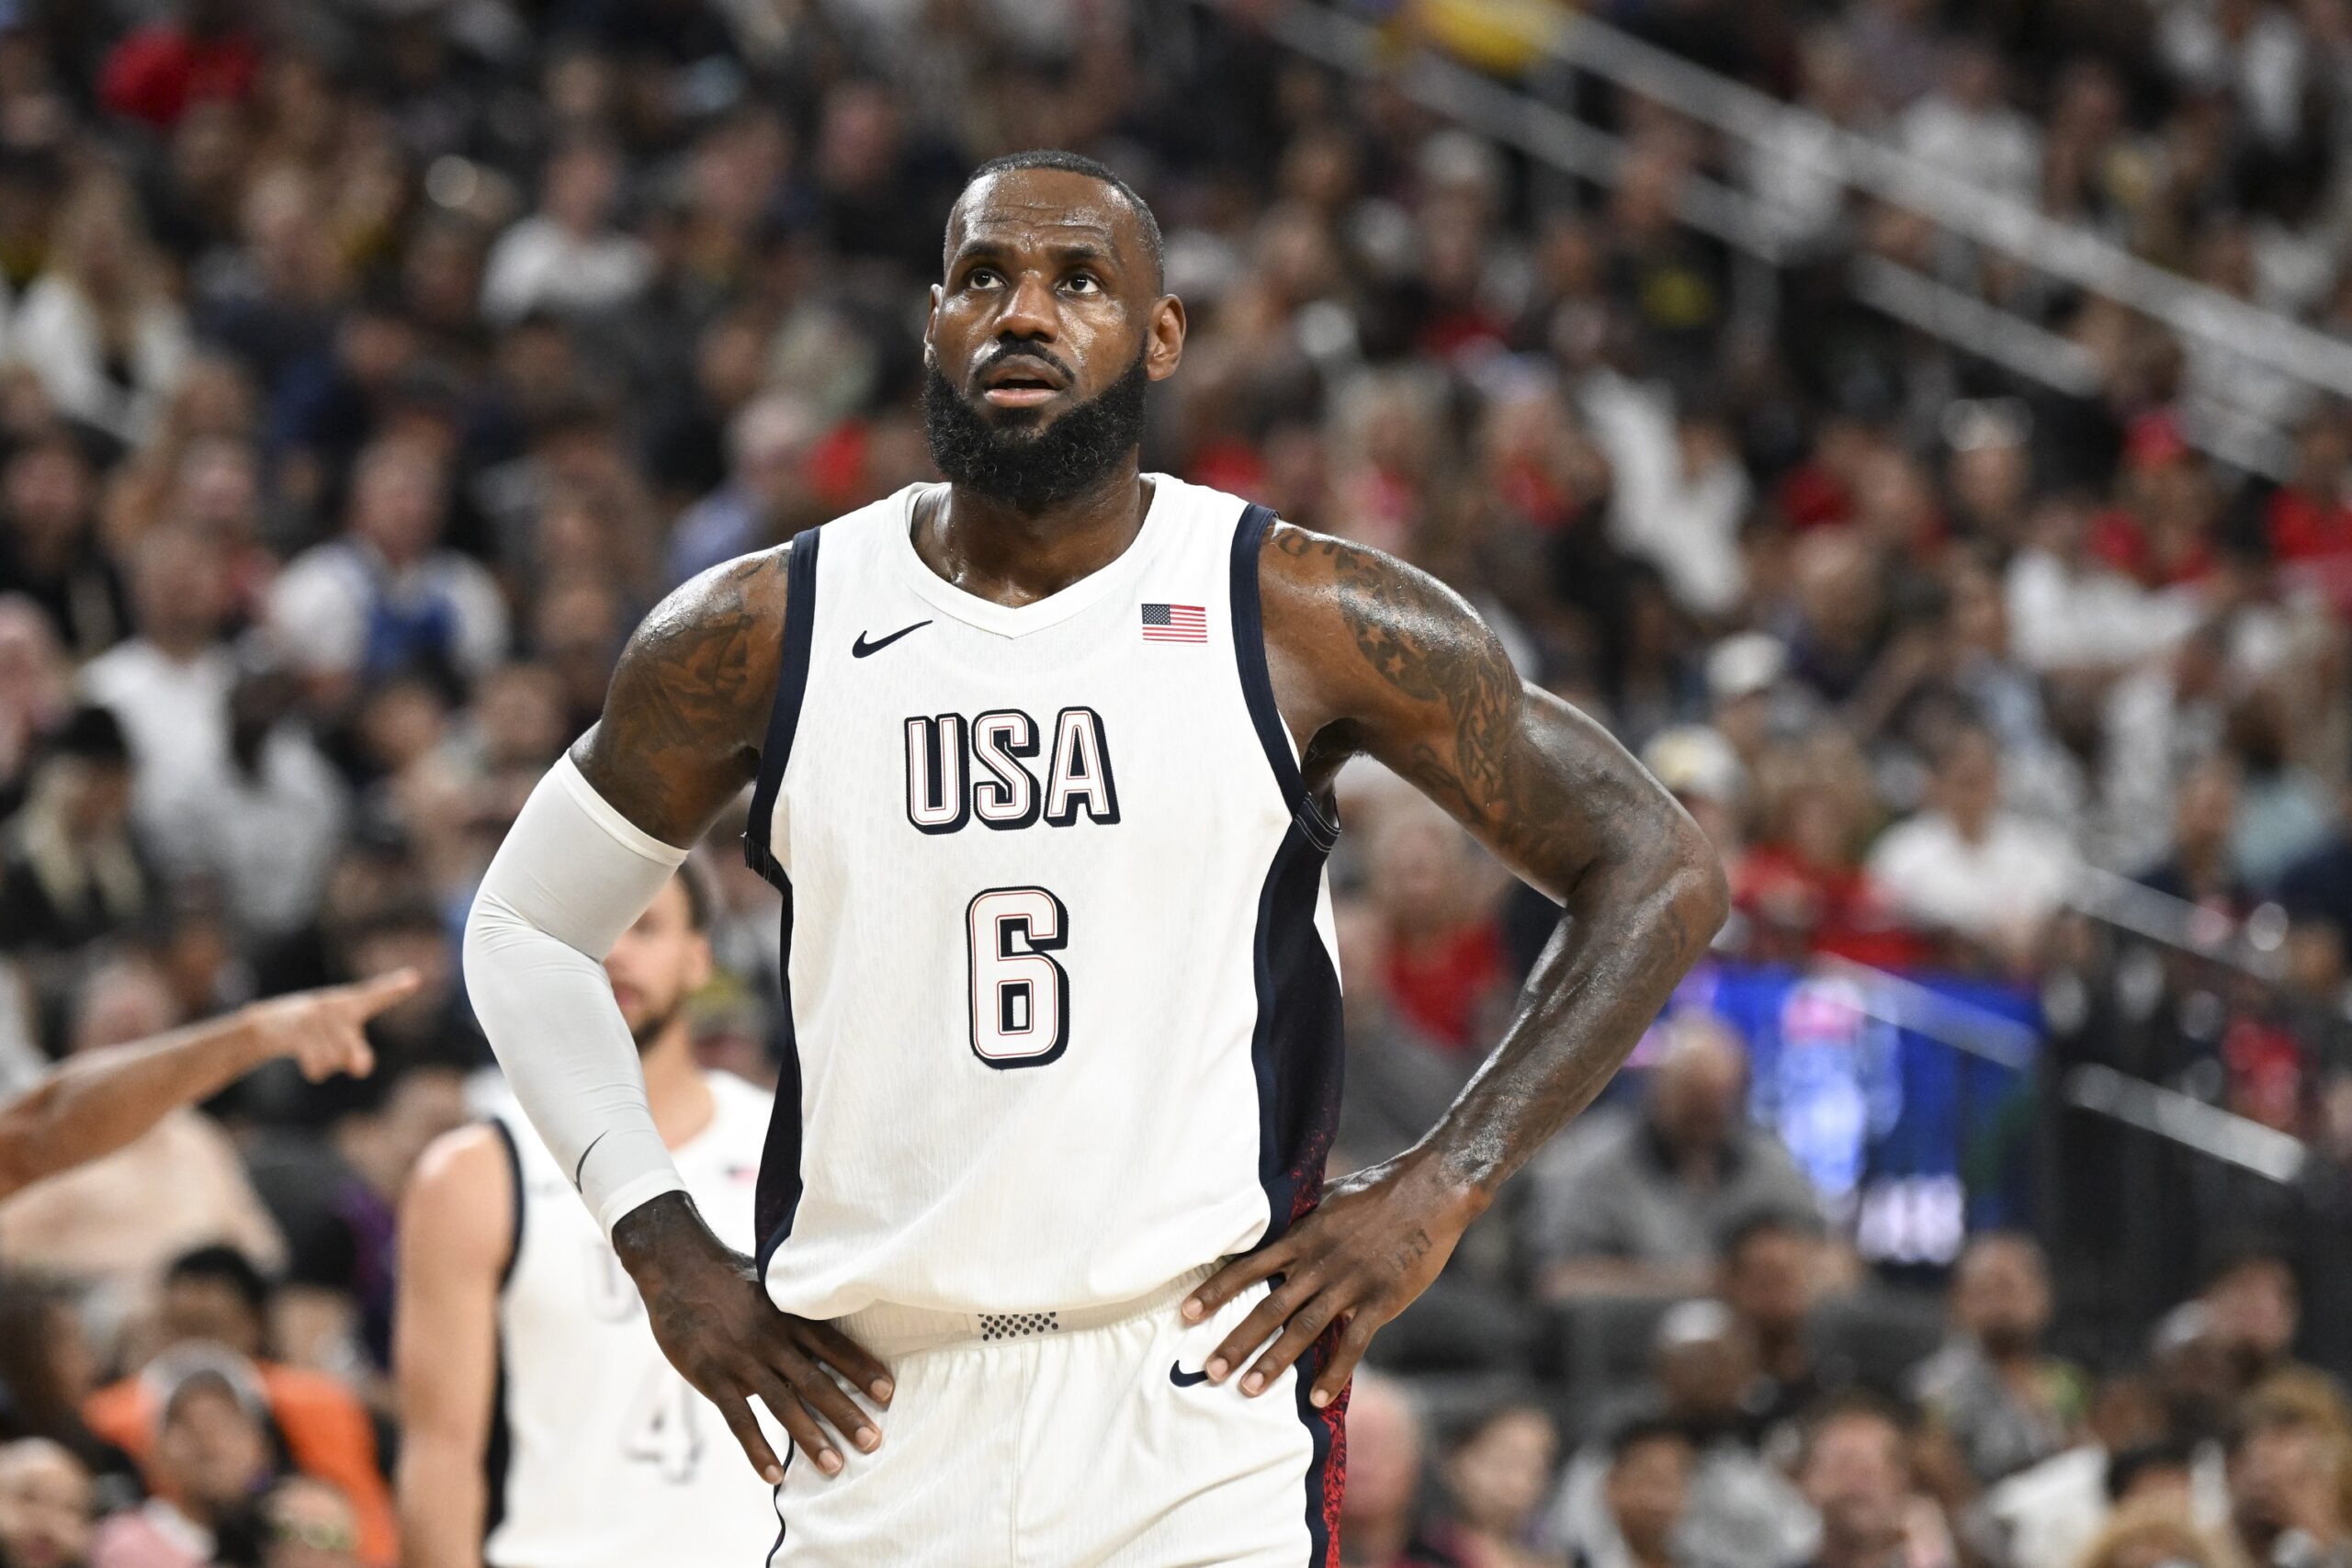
[{"xmin": 1194, "ymin": 0, "xmax": 2322, "ymax": 476}]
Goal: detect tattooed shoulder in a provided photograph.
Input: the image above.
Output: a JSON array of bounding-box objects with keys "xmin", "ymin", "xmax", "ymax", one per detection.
[{"xmin": 572, "ymin": 548, "xmax": 789, "ymax": 845}]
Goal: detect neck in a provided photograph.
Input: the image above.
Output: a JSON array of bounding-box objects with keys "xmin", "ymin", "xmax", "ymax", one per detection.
[
  {"xmin": 641, "ymin": 1028, "xmax": 716, "ymax": 1149},
  {"xmin": 921, "ymin": 467, "xmax": 1148, "ymax": 607}
]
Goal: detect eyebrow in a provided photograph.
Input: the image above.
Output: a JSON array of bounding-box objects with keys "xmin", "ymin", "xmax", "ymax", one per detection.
[{"xmin": 952, "ymin": 232, "xmax": 1123, "ymax": 270}]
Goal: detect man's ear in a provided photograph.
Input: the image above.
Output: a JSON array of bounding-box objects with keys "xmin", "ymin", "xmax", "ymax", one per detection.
[{"xmin": 1146, "ymin": 293, "xmax": 1186, "ymax": 383}]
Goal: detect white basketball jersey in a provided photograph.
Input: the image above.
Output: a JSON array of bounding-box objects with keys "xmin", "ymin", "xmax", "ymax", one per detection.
[
  {"xmin": 744, "ymin": 477, "xmax": 1345, "ymax": 1321},
  {"xmin": 484, "ymin": 1076, "xmax": 777, "ymax": 1568}
]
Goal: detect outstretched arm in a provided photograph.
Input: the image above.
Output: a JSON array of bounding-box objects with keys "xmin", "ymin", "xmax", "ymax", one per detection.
[
  {"xmin": 462, "ymin": 551, "xmax": 889, "ymax": 1487},
  {"xmin": 1183, "ymin": 524, "xmax": 1728, "ymax": 1404},
  {"xmin": 0, "ymin": 970, "xmax": 416, "ymax": 1204}
]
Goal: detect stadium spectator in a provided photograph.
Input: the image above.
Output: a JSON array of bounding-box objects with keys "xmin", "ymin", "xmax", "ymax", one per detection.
[
  {"xmin": 2070, "ymin": 1499, "xmax": 2248, "ymax": 1568},
  {"xmin": 0, "ymin": 705, "xmax": 152, "ymax": 963},
  {"xmin": 11, "ymin": 176, "xmax": 193, "ymax": 445},
  {"xmin": 87, "ymin": 1357, "xmax": 277, "ymax": 1568},
  {"xmin": 265, "ymin": 438, "xmax": 506, "ymax": 701},
  {"xmin": 2226, "ymin": 1380, "xmax": 2352, "ymax": 1567},
  {"xmin": 1550, "ymin": 1303, "xmax": 1818, "ymax": 1568},
  {"xmin": 1906, "ymin": 1233, "xmax": 2087, "ymax": 1485},
  {"xmin": 1340, "ymin": 1373, "xmax": 1459, "ymax": 1568},
  {"xmin": 1792, "ymin": 1396, "xmax": 1937, "ymax": 1568},
  {"xmin": 84, "ymin": 1251, "xmax": 394, "ymax": 1568},
  {"xmin": 0, "ymin": 1281, "xmax": 104, "ymax": 1471},
  {"xmin": 2203, "ymin": 1250, "xmax": 2311, "ymax": 1395},
  {"xmin": 0, "ymin": 435, "xmax": 123, "ymax": 664},
  {"xmin": 1564, "ymin": 1418, "xmax": 1699, "ymax": 1568},
  {"xmin": 1525, "ymin": 1018, "xmax": 1819, "ymax": 1300},
  {"xmin": 479, "ymin": 137, "xmax": 651, "ymax": 329},
  {"xmin": 1429, "ymin": 1404, "xmax": 1566, "ymax": 1568},
  {"xmin": 0, "ymin": 1437, "xmax": 94, "ymax": 1568},
  {"xmin": 1720, "ymin": 1212, "xmax": 1848, "ymax": 1438},
  {"xmin": 1865, "ymin": 726, "xmax": 2080, "ymax": 963}
]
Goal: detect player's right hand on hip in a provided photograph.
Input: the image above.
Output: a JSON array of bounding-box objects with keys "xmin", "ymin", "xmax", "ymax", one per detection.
[{"xmin": 613, "ymin": 1190, "xmax": 892, "ymax": 1483}]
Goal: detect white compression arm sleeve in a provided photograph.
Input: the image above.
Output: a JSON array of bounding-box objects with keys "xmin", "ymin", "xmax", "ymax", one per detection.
[{"xmin": 463, "ymin": 754, "xmax": 690, "ymax": 1236}]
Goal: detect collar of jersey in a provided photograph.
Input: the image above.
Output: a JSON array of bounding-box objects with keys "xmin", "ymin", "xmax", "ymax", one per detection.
[{"xmin": 887, "ymin": 478, "xmax": 1173, "ymax": 638}]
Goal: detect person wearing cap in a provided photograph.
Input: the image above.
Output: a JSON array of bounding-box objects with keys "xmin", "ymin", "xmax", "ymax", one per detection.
[
  {"xmin": 1547, "ymin": 1301, "xmax": 1818, "ymax": 1568},
  {"xmin": 87, "ymin": 1355, "xmax": 281, "ymax": 1568},
  {"xmin": 83, "ymin": 1248, "xmax": 399, "ymax": 1568}
]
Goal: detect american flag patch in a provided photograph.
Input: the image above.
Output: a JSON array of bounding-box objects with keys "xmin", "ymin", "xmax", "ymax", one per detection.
[{"xmin": 1140, "ymin": 603, "xmax": 1207, "ymax": 642}]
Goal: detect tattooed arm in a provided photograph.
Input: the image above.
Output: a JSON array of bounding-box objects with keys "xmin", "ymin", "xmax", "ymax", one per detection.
[
  {"xmin": 1182, "ymin": 523, "xmax": 1729, "ymax": 1407},
  {"xmin": 570, "ymin": 551, "xmax": 786, "ymax": 840},
  {"xmin": 466, "ymin": 553, "xmax": 891, "ymax": 1485}
]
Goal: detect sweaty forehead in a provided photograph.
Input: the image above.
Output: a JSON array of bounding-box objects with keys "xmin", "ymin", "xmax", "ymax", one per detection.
[{"xmin": 944, "ymin": 170, "xmax": 1148, "ymax": 276}]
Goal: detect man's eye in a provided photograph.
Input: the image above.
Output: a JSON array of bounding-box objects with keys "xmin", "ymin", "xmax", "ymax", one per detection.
[
  {"xmin": 1066, "ymin": 276, "xmax": 1101, "ymax": 295},
  {"xmin": 968, "ymin": 268, "xmax": 1002, "ymax": 289}
]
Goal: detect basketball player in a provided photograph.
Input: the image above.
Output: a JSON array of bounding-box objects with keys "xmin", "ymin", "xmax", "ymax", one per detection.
[
  {"xmin": 393, "ymin": 872, "xmax": 775, "ymax": 1568},
  {"xmin": 0, "ymin": 969, "xmax": 415, "ymax": 1204},
  {"xmin": 462, "ymin": 151, "xmax": 1728, "ymax": 1564}
]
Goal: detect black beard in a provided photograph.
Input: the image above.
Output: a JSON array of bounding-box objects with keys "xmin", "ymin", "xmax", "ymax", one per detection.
[
  {"xmin": 629, "ymin": 1003, "xmax": 681, "ymax": 1053},
  {"xmin": 922, "ymin": 351, "xmax": 1148, "ymax": 511}
]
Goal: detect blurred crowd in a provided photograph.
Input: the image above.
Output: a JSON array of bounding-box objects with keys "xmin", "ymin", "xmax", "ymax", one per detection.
[{"xmin": 0, "ymin": 0, "xmax": 2348, "ymax": 1565}]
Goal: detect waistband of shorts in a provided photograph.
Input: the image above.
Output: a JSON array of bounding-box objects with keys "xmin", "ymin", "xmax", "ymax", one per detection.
[{"xmin": 834, "ymin": 1262, "xmax": 1221, "ymax": 1359}]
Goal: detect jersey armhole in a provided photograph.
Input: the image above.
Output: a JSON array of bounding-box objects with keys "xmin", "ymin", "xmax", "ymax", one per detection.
[
  {"xmin": 1227, "ymin": 503, "xmax": 1340, "ymax": 852},
  {"xmin": 486, "ymin": 1118, "xmax": 526, "ymax": 1294},
  {"xmin": 743, "ymin": 527, "xmax": 823, "ymax": 889}
]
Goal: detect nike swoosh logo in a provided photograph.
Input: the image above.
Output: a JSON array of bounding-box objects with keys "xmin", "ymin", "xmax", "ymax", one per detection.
[
  {"xmin": 1169, "ymin": 1361, "xmax": 1210, "ymax": 1388},
  {"xmin": 852, "ymin": 620, "xmax": 933, "ymax": 658}
]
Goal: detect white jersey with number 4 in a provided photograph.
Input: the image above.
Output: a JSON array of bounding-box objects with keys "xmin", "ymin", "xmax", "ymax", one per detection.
[
  {"xmin": 485, "ymin": 1075, "xmax": 777, "ymax": 1568},
  {"xmin": 743, "ymin": 475, "xmax": 1347, "ymax": 1322}
]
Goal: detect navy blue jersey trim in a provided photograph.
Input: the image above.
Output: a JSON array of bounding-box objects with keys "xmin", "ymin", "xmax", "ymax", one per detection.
[
  {"xmin": 744, "ymin": 528, "xmax": 822, "ymax": 889},
  {"xmin": 1246, "ymin": 819, "xmax": 1345, "ymax": 1246},
  {"xmin": 753, "ymin": 875, "xmax": 803, "ymax": 1277},
  {"xmin": 1227, "ymin": 503, "xmax": 1339, "ymax": 852},
  {"xmin": 1294, "ymin": 1337, "xmax": 1347, "ymax": 1567},
  {"xmin": 486, "ymin": 1118, "xmax": 525, "ymax": 1293},
  {"xmin": 764, "ymin": 1449, "xmax": 790, "ymax": 1567},
  {"xmin": 482, "ymin": 1348, "xmax": 513, "ymax": 1542}
]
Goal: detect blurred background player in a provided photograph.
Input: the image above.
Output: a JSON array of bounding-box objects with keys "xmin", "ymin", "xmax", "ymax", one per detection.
[{"xmin": 393, "ymin": 871, "xmax": 774, "ymax": 1568}]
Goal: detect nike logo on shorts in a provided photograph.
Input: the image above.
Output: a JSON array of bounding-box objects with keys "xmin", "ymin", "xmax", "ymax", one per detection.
[
  {"xmin": 1169, "ymin": 1361, "xmax": 1210, "ymax": 1388},
  {"xmin": 852, "ymin": 620, "xmax": 933, "ymax": 657}
]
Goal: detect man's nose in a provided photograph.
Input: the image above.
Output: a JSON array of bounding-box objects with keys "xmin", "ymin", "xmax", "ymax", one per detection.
[{"xmin": 996, "ymin": 271, "xmax": 1058, "ymax": 340}]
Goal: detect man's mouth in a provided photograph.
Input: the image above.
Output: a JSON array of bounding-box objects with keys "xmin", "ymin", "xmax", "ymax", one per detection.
[{"xmin": 978, "ymin": 356, "xmax": 1069, "ymax": 408}]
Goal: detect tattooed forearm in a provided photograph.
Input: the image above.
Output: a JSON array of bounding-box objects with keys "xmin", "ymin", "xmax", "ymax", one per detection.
[
  {"xmin": 572, "ymin": 551, "xmax": 787, "ymax": 846},
  {"xmin": 1264, "ymin": 525, "xmax": 1729, "ymax": 1196}
]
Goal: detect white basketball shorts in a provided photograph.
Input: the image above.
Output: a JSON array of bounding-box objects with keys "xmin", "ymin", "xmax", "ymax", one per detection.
[{"xmin": 765, "ymin": 1267, "xmax": 1348, "ymax": 1566}]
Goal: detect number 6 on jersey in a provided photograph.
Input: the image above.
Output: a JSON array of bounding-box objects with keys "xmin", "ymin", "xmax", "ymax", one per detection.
[{"xmin": 967, "ymin": 886, "xmax": 1069, "ymax": 1067}]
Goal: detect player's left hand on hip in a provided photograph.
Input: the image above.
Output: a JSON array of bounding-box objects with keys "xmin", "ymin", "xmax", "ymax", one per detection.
[{"xmin": 1178, "ymin": 1151, "xmax": 1487, "ymax": 1408}]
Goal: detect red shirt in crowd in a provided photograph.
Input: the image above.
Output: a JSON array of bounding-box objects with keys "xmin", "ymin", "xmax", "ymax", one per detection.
[
  {"xmin": 98, "ymin": 26, "xmax": 260, "ymax": 128},
  {"xmin": 1734, "ymin": 843, "xmax": 1928, "ymax": 970},
  {"xmin": 1385, "ymin": 919, "xmax": 1507, "ymax": 1053}
]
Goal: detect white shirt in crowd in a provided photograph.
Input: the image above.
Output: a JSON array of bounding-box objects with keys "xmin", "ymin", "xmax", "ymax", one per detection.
[
  {"xmin": 1866, "ymin": 809, "xmax": 2081, "ymax": 942},
  {"xmin": 2003, "ymin": 547, "xmax": 2201, "ymax": 674},
  {"xmin": 1901, "ymin": 95, "xmax": 2042, "ymax": 206},
  {"xmin": 8, "ymin": 275, "xmax": 191, "ymax": 444},
  {"xmin": 480, "ymin": 214, "xmax": 653, "ymax": 325},
  {"xmin": 266, "ymin": 538, "xmax": 509, "ymax": 682},
  {"xmin": 1581, "ymin": 369, "xmax": 1750, "ymax": 616},
  {"xmin": 82, "ymin": 637, "xmax": 349, "ymax": 937}
]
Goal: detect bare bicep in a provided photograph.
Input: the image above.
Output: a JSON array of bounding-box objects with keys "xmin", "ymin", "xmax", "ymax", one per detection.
[
  {"xmin": 572, "ymin": 552, "xmax": 789, "ymax": 847},
  {"xmin": 1261, "ymin": 525, "xmax": 1657, "ymax": 899}
]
